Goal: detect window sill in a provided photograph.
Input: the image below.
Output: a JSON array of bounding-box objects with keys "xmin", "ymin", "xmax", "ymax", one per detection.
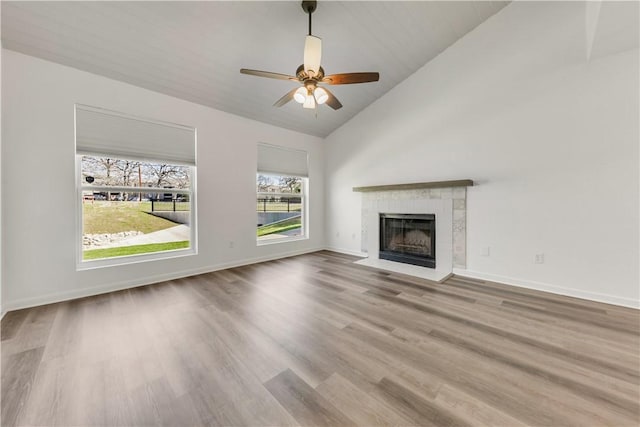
[{"xmin": 76, "ymin": 247, "xmax": 196, "ymax": 271}]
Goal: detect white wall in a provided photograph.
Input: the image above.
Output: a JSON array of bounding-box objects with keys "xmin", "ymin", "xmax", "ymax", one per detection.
[
  {"xmin": 324, "ymin": 2, "xmax": 639, "ymax": 307},
  {"xmin": 0, "ymin": 44, "xmax": 3, "ymax": 317},
  {"xmin": 1, "ymin": 49, "xmax": 324, "ymax": 311}
]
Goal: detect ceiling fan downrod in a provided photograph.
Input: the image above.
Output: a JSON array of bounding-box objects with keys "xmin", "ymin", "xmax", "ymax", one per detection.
[{"xmin": 301, "ymin": 0, "xmax": 317, "ymax": 35}]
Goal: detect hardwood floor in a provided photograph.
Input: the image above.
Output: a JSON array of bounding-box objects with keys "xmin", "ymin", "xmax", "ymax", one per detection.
[{"xmin": 2, "ymin": 251, "xmax": 639, "ymax": 426}]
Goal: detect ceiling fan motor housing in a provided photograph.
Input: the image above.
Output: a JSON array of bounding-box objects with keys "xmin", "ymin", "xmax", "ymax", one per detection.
[{"xmin": 296, "ymin": 64, "xmax": 325, "ymax": 82}]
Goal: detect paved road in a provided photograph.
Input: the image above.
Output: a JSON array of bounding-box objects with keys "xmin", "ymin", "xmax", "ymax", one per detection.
[
  {"xmin": 258, "ymin": 228, "xmax": 303, "ymax": 241},
  {"xmin": 101, "ymin": 224, "xmax": 190, "ymax": 248},
  {"xmin": 102, "ymin": 224, "xmax": 299, "ymax": 247}
]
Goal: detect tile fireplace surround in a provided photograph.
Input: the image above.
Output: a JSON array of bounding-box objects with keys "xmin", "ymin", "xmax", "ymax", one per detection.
[{"xmin": 354, "ymin": 180, "xmax": 472, "ymax": 282}]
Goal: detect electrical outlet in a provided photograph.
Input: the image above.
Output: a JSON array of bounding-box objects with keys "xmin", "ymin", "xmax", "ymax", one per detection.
[
  {"xmin": 535, "ymin": 253, "xmax": 544, "ymax": 264},
  {"xmin": 480, "ymin": 247, "xmax": 490, "ymax": 256},
  {"xmin": 336, "ymin": 231, "xmax": 340, "ymax": 238},
  {"xmin": 352, "ymin": 233, "xmax": 356, "ymax": 240},
  {"xmin": 229, "ymin": 241, "xmax": 234, "ymax": 249}
]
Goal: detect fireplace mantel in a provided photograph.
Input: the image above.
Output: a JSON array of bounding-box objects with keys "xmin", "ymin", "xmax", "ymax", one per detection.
[{"xmin": 352, "ymin": 179, "xmax": 473, "ymax": 193}]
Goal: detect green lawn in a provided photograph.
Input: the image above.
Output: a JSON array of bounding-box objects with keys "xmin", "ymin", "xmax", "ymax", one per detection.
[
  {"xmin": 257, "ymin": 216, "xmax": 302, "ymax": 237},
  {"xmin": 83, "ymin": 241, "xmax": 189, "ymax": 260},
  {"xmin": 83, "ymin": 201, "xmax": 177, "ymax": 234}
]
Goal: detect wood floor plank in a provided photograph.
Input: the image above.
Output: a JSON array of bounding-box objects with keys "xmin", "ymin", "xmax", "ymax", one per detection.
[
  {"xmin": 1, "ymin": 251, "xmax": 638, "ymax": 426},
  {"xmin": 501, "ymin": 298, "xmax": 640, "ymax": 336},
  {"xmin": 433, "ymin": 383, "xmax": 529, "ymax": 427},
  {"xmin": 447, "ymin": 276, "xmax": 633, "ymax": 319},
  {"xmin": 343, "ymin": 321, "xmax": 635, "ymax": 426},
  {"xmin": 427, "ymin": 328, "xmax": 640, "ymax": 419},
  {"xmin": 264, "ymin": 369, "xmax": 356, "ymax": 426},
  {"xmin": 375, "ymin": 376, "xmax": 472, "ymax": 427},
  {"xmin": 1, "ymin": 347, "xmax": 44, "ymax": 426},
  {"xmin": 0, "ymin": 309, "xmax": 29, "ymax": 341},
  {"xmin": 415, "ymin": 292, "xmax": 640, "ymax": 361},
  {"xmin": 1, "ymin": 304, "xmax": 57, "ymax": 357},
  {"xmin": 14, "ymin": 355, "xmax": 76, "ymax": 426},
  {"xmin": 375, "ymin": 290, "xmax": 640, "ymax": 383},
  {"xmin": 316, "ymin": 373, "xmax": 415, "ymax": 426},
  {"xmin": 394, "ymin": 320, "xmax": 639, "ymax": 404},
  {"xmin": 195, "ymin": 305, "xmax": 289, "ymax": 383}
]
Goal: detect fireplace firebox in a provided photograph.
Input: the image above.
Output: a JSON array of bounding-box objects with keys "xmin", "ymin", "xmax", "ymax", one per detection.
[{"xmin": 379, "ymin": 213, "xmax": 436, "ymax": 268}]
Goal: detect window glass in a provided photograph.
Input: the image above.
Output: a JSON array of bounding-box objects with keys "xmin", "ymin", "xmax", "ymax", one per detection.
[
  {"xmin": 80, "ymin": 155, "xmax": 192, "ymax": 261},
  {"xmin": 257, "ymin": 174, "xmax": 305, "ymax": 242}
]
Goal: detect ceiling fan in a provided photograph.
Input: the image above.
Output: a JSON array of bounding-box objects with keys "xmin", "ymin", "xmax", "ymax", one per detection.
[{"xmin": 240, "ymin": 0, "xmax": 379, "ymax": 110}]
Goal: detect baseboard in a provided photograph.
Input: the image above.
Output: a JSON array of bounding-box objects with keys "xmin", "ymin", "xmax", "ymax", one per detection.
[
  {"xmin": 453, "ymin": 268, "xmax": 640, "ymax": 309},
  {"xmin": 324, "ymin": 246, "xmax": 368, "ymax": 258},
  {"xmin": 2, "ymin": 246, "xmax": 325, "ymax": 313}
]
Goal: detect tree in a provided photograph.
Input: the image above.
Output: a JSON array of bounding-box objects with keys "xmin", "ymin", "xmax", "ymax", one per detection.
[
  {"xmin": 168, "ymin": 167, "xmax": 190, "ymax": 189},
  {"xmin": 257, "ymin": 174, "xmax": 273, "ymax": 192},
  {"xmin": 82, "ymin": 156, "xmax": 117, "ymax": 185},
  {"xmin": 82, "ymin": 156, "xmax": 190, "ymax": 201},
  {"xmin": 114, "ymin": 159, "xmax": 140, "ymax": 187},
  {"xmin": 279, "ymin": 176, "xmax": 301, "ymax": 193},
  {"xmin": 142, "ymin": 163, "xmax": 189, "ymax": 188}
]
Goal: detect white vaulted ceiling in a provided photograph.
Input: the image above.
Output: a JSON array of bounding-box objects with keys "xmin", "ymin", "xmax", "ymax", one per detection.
[{"xmin": 1, "ymin": 1, "xmax": 509, "ymax": 137}]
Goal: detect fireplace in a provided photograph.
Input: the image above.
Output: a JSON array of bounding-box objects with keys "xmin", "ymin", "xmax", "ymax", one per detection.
[{"xmin": 379, "ymin": 213, "xmax": 436, "ymax": 268}]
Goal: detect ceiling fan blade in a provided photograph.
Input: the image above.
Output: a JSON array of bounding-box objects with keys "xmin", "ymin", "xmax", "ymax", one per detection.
[
  {"xmin": 240, "ymin": 69, "xmax": 298, "ymax": 81},
  {"xmin": 273, "ymin": 87, "xmax": 300, "ymax": 107},
  {"xmin": 323, "ymin": 87, "xmax": 342, "ymax": 110},
  {"xmin": 322, "ymin": 72, "xmax": 380, "ymax": 85}
]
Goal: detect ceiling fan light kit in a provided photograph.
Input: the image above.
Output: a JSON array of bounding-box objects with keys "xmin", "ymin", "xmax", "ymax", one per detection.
[
  {"xmin": 314, "ymin": 87, "xmax": 328, "ymax": 104},
  {"xmin": 303, "ymin": 94, "xmax": 316, "ymax": 109},
  {"xmin": 294, "ymin": 87, "xmax": 307, "ymax": 103},
  {"xmin": 240, "ymin": 0, "xmax": 379, "ymax": 111}
]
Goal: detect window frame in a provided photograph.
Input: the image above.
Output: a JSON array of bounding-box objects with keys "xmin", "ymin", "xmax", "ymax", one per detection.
[
  {"xmin": 256, "ymin": 173, "xmax": 308, "ymax": 246},
  {"xmin": 75, "ymin": 155, "xmax": 197, "ymax": 270}
]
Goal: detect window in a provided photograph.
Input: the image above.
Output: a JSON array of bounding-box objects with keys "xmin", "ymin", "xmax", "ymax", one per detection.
[
  {"xmin": 75, "ymin": 105, "xmax": 196, "ymax": 266},
  {"xmin": 256, "ymin": 144, "xmax": 308, "ymax": 244},
  {"xmin": 257, "ymin": 174, "xmax": 306, "ymax": 242}
]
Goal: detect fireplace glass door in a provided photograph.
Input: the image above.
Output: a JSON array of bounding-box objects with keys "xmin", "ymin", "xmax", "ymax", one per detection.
[{"xmin": 379, "ymin": 214, "xmax": 435, "ymax": 268}]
